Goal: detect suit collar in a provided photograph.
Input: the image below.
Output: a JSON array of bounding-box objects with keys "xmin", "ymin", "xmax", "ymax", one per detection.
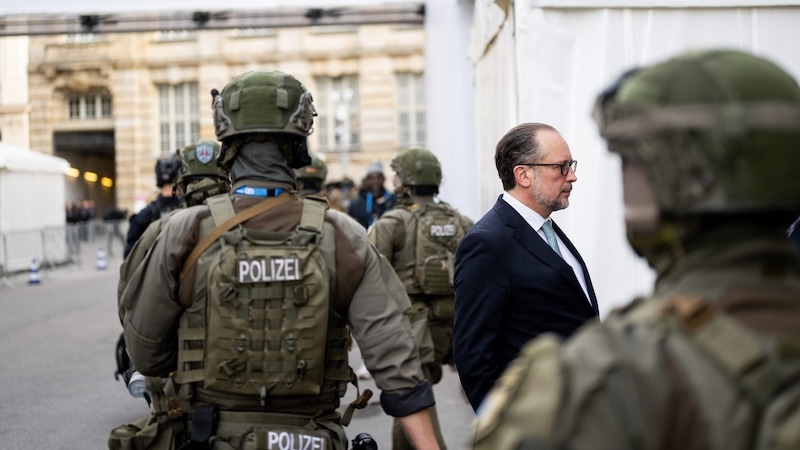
[
  {"xmin": 492, "ymin": 196, "xmax": 599, "ymax": 314},
  {"xmin": 500, "ymin": 192, "xmax": 548, "ymax": 231}
]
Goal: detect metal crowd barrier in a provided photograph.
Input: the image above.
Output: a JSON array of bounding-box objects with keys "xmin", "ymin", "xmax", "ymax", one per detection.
[{"xmin": 0, "ymin": 219, "xmax": 128, "ymax": 288}]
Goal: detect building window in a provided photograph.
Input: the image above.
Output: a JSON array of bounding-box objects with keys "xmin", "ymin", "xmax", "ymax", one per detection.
[
  {"xmin": 233, "ymin": 27, "xmax": 277, "ymax": 38},
  {"xmin": 156, "ymin": 30, "xmax": 196, "ymax": 42},
  {"xmin": 314, "ymin": 75, "xmax": 360, "ymax": 153},
  {"xmin": 65, "ymin": 33, "xmax": 100, "ymax": 44},
  {"xmin": 157, "ymin": 83, "xmax": 199, "ymax": 156},
  {"xmin": 396, "ymin": 72, "xmax": 426, "ymax": 148},
  {"xmin": 66, "ymin": 94, "xmax": 112, "ymax": 120}
]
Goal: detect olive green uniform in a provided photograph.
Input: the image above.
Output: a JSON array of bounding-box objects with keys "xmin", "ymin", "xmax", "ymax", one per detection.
[
  {"xmin": 475, "ymin": 230, "xmax": 800, "ymax": 450},
  {"xmin": 369, "ymin": 194, "xmax": 473, "ymax": 450},
  {"xmin": 117, "ymin": 213, "xmax": 170, "ymax": 321},
  {"xmin": 368, "ymin": 195, "xmax": 473, "ymax": 382},
  {"xmin": 120, "ymin": 183, "xmax": 433, "ymax": 448}
]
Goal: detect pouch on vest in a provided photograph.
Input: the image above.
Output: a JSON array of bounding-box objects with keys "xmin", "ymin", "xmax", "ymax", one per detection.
[{"xmin": 108, "ymin": 413, "xmax": 185, "ymax": 450}]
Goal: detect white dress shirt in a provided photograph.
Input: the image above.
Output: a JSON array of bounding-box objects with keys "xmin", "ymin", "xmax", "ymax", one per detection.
[{"xmin": 502, "ymin": 192, "xmax": 591, "ymax": 303}]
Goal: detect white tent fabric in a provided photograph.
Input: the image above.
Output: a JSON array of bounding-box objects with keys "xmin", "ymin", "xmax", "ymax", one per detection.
[
  {"xmin": 0, "ymin": 142, "xmax": 70, "ymax": 175},
  {"xmin": 0, "ymin": 143, "xmax": 69, "ymax": 272},
  {"xmin": 470, "ymin": 1, "xmax": 800, "ymax": 316}
]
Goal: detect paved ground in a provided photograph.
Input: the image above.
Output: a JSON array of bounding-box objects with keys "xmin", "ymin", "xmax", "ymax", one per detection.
[{"xmin": 0, "ymin": 243, "xmax": 476, "ymax": 449}]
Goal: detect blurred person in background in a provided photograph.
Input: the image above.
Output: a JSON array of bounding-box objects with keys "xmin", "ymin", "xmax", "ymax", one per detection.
[
  {"xmin": 123, "ymin": 157, "xmax": 183, "ymax": 257},
  {"xmin": 348, "ymin": 160, "xmax": 396, "ymax": 228}
]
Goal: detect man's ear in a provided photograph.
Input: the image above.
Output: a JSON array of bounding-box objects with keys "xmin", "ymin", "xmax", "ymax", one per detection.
[{"xmin": 514, "ymin": 165, "xmax": 533, "ymax": 188}]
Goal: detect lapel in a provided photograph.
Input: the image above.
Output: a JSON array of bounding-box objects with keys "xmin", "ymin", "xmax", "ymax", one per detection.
[
  {"xmin": 552, "ymin": 221, "xmax": 599, "ymax": 314},
  {"xmin": 494, "ymin": 197, "xmax": 597, "ymax": 313}
]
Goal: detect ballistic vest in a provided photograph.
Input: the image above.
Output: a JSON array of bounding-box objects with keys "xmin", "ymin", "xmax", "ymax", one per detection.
[
  {"xmin": 381, "ymin": 200, "xmax": 467, "ymax": 297},
  {"xmin": 175, "ymin": 195, "xmax": 351, "ymax": 414}
]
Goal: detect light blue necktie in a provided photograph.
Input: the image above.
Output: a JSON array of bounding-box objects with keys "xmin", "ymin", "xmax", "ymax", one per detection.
[{"xmin": 541, "ymin": 219, "xmax": 563, "ymax": 258}]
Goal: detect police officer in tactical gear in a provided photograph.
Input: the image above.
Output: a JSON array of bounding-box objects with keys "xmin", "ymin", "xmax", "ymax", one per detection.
[
  {"xmin": 368, "ymin": 147, "xmax": 473, "ymax": 450},
  {"xmin": 348, "ymin": 160, "xmax": 397, "ymax": 228},
  {"xmin": 295, "ymin": 156, "xmax": 328, "ymax": 197},
  {"xmin": 123, "ymin": 157, "xmax": 183, "ymax": 257},
  {"xmin": 473, "ymin": 49, "xmax": 800, "ymax": 450},
  {"xmin": 295, "ymin": 156, "xmax": 346, "ymax": 212},
  {"xmin": 118, "ymin": 139, "xmax": 229, "ymax": 317},
  {"xmin": 115, "ymin": 139, "xmax": 230, "ymax": 403},
  {"xmin": 174, "ymin": 139, "xmax": 231, "ymax": 207},
  {"xmin": 114, "ymin": 69, "xmax": 440, "ymax": 450}
]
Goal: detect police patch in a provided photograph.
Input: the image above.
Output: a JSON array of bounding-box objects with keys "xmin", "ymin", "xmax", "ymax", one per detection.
[
  {"xmin": 430, "ymin": 223, "xmax": 456, "ymax": 237},
  {"xmin": 196, "ymin": 143, "xmax": 215, "ymax": 165},
  {"xmin": 266, "ymin": 430, "xmax": 328, "ymax": 450},
  {"xmin": 238, "ymin": 257, "xmax": 302, "ymax": 284}
]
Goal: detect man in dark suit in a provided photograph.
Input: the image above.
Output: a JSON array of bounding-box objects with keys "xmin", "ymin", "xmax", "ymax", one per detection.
[{"xmin": 453, "ymin": 122, "xmax": 599, "ymax": 412}]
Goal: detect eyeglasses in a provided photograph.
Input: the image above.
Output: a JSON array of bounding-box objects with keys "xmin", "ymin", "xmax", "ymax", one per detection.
[{"xmin": 521, "ymin": 160, "xmax": 578, "ymax": 176}]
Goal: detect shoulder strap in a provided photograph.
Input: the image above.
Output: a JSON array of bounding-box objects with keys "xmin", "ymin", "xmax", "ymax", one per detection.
[
  {"xmin": 179, "ymin": 193, "xmax": 292, "ymax": 281},
  {"xmin": 662, "ymin": 294, "xmax": 779, "ymax": 407}
]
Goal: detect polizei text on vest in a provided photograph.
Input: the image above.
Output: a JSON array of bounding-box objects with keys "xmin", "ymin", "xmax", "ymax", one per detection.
[{"xmin": 238, "ymin": 257, "xmax": 302, "ymax": 284}]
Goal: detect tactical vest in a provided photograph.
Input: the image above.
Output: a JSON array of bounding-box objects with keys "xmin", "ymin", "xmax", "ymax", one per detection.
[
  {"xmin": 476, "ymin": 290, "xmax": 800, "ymax": 450},
  {"xmin": 175, "ymin": 195, "xmax": 351, "ymax": 414},
  {"xmin": 658, "ymin": 293, "xmax": 800, "ymax": 450},
  {"xmin": 382, "ymin": 201, "xmax": 467, "ymax": 297}
]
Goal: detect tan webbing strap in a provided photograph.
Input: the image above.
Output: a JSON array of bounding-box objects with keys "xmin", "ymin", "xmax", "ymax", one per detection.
[
  {"xmin": 341, "ymin": 388, "xmax": 373, "ymax": 427},
  {"xmin": 175, "ymin": 327, "xmax": 206, "ymax": 384},
  {"xmin": 662, "ymin": 294, "xmax": 778, "ymax": 407},
  {"xmin": 180, "ymin": 193, "xmax": 293, "ymax": 281}
]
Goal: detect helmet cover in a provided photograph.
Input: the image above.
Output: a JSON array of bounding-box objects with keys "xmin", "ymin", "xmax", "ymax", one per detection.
[
  {"xmin": 594, "ymin": 49, "xmax": 800, "ymax": 219},
  {"xmin": 391, "ymin": 147, "xmax": 443, "ymax": 187},
  {"xmin": 211, "ymin": 70, "xmax": 316, "ymax": 170}
]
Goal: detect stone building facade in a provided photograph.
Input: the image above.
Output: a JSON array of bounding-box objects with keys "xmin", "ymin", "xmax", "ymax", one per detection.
[{"xmin": 25, "ymin": 23, "xmax": 425, "ymax": 214}]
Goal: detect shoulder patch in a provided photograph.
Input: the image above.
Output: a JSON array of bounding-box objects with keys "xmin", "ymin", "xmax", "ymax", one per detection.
[{"xmin": 196, "ymin": 143, "xmax": 215, "ymax": 165}]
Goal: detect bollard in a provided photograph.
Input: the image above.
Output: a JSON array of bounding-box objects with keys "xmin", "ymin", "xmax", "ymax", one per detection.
[
  {"xmin": 96, "ymin": 246, "xmax": 108, "ymax": 271},
  {"xmin": 29, "ymin": 258, "xmax": 41, "ymax": 285}
]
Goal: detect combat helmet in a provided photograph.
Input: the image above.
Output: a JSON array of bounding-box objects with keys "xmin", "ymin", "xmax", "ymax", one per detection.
[
  {"xmin": 294, "ymin": 156, "xmax": 328, "ymax": 195},
  {"xmin": 211, "ymin": 69, "xmax": 316, "ymax": 170},
  {"xmin": 593, "ymin": 49, "xmax": 800, "ymax": 240},
  {"xmin": 155, "ymin": 157, "xmax": 181, "ymax": 188},
  {"xmin": 391, "ymin": 147, "xmax": 443, "ymax": 187},
  {"xmin": 175, "ymin": 139, "xmax": 230, "ymax": 206}
]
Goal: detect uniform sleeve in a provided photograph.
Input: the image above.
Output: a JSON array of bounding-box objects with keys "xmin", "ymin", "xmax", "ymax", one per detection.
[
  {"xmin": 453, "ymin": 226, "xmax": 512, "ymax": 411},
  {"xmin": 333, "ymin": 213, "xmax": 434, "ymax": 416},
  {"xmin": 121, "ymin": 209, "xmax": 200, "ymax": 377},
  {"xmin": 124, "ymin": 205, "xmax": 154, "ymax": 257},
  {"xmin": 367, "ymin": 213, "xmax": 404, "ymax": 262},
  {"xmin": 117, "ymin": 217, "xmax": 164, "ymax": 324}
]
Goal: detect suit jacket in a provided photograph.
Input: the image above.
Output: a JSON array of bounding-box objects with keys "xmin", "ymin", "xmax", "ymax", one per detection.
[{"xmin": 453, "ymin": 196, "xmax": 599, "ymax": 411}]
